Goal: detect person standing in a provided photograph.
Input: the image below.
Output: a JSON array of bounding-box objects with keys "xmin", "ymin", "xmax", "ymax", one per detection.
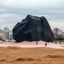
[
  {"xmin": 36, "ymin": 41, "xmax": 38, "ymax": 44},
  {"xmin": 45, "ymin": 42, "xmax": 47, "ymax": 46}
]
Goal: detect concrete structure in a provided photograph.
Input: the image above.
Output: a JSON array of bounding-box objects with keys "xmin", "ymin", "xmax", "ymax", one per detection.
[{"xmin": 2, "ymin": 33, "xmax": 6, "ymax": 39}]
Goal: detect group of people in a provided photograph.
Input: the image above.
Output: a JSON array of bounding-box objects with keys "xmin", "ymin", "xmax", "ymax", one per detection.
[{"xmin": 36, "ymin": 41, "xmax": 47, "ymax": 46}]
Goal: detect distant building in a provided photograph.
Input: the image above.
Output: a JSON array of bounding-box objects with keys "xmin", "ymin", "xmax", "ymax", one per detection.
[
  {"xmin": 3, "ymin": 25, "xmax": 11, "ymax": 40},
  {"xmin": 9, "ymin": 33, "xmax": 13, "ymax": 40},
  {"xmin": 2, "ymin": 32, "xmax": 6, "ymax": 39},
  {"xmin": 0, "ymin": 25, "xmax": 14, "ymax": 42},
  {"xmin": 53, "ymin": 28, "xmax": 64, "ymax": 40},
  {"xmin": 0, "ymin": 29, "xmax": 6, "ymax": 41}
]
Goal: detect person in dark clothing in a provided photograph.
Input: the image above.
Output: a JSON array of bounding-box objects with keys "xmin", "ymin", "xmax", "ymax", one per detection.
[
  {"xmin": 36, "ymin": 41, "xmax": 38, "ymax": 44},
  {"xmin": 45, "ymin": 42, "xmax": 47, "ymax": 46}
]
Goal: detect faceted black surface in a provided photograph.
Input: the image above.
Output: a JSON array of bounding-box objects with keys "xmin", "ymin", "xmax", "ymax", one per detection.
[{"xmin": 12, "ymin": 15, "xmax": 54, "ymax": 42}]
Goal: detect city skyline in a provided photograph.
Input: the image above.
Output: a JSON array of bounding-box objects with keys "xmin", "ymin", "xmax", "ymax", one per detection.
[{"xmin": 0, "ymin": 21, "xmax": 64, "ymax": 32}]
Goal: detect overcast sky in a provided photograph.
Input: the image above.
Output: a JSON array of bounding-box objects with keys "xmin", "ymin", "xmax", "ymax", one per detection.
[{"xmin": 0, "ymin": 0, "xmax": 64, "ymax": 31}]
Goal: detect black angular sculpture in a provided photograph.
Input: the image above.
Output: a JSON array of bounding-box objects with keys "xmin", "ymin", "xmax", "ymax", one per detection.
[{"xmin": 12, "ymin": 15, "xmax": 54, "ymax": 42}]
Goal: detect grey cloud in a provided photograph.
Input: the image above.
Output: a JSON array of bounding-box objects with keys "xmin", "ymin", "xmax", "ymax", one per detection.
[
  {"xmin": 0, "ymin": 7, "xmax": 64, "ymax": 21},
  {"xmin": 0, "ymin": 0, "xmax": 64, "ymax": 30}
]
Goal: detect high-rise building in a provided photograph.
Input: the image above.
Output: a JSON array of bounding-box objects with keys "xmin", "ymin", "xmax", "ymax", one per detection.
[{"xmin": 3, "ymin": 25, "xmax": 11, "ymax": 40}]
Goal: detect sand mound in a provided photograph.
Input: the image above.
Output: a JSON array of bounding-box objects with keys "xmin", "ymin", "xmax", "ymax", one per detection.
[
  {"xmin": 15, "ymin": 57, "xmax": 41, "ymax": 61},
  {"xmin": 46, "ymin": 55, "xmax": 64, "ymax": 58}
]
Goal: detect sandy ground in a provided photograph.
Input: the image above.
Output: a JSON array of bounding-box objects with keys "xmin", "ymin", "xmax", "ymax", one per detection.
[
  {"xmin": 0, "ymin": 47, "xmax": 64, "ymax": 64},
  {"xmin": 0, "ymin": 41, "xmax": 64, "ymax": 64}
]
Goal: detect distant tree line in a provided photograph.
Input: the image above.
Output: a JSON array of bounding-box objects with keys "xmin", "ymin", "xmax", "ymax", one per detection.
[{"xmin": 53, "ymin": 28, "xmax": 64, "ymax": 40}]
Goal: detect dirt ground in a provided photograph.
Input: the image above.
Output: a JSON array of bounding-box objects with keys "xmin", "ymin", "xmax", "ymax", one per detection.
[{"xmin": 0, "ymin": 47, "xmax": 64, "ymax": 64}]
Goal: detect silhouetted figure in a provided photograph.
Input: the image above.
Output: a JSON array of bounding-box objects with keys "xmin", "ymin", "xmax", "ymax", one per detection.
[
  {"xmin": 45, "ymin": 42, "xmax": 47, "ymax": 46},
  {"xmin": 36, "ymin": 41, "xmax": 38, "ymax": 44}
]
